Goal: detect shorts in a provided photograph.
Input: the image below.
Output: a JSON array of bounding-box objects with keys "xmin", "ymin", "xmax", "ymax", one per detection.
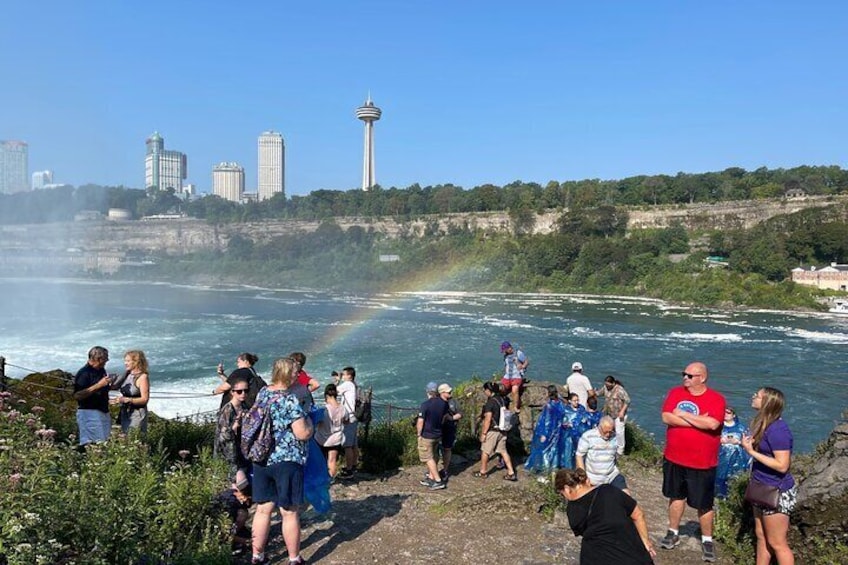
[
  {"xmin": 418, "ymin": 436, "xmax": 438, "ymax": 463},
  {"xmin": 342, "ymin": 422, "xmax": 359, "ymax": 448},
  {"xmin": 252, "ymin": 460, "xmax": 304, "ymax": 510},
  {"xmin": 662, "ymin": 458, "xmax": 716, "ymax": 511},
  {"xmin": 320, "ymin": 444, "xmax": 343, "ymax": 459},
  {"xmin": 757, "ymin": 484, "xmax": 797, "ymax": 516},
  {"xmin": 501, "ymin": 377, "xmax": 523, "ymax": 389},
  {"xmin": 442, "ymin": 425, "xmax": 456, "ymax": 450},
  {"xmin": 610, "ymin": 473, "xmax": 628, "ymax": 490},
  {"xmin": 77, "ymin": 409, "xmax": 112, "ymax": 445},
  {"xmin": 481, "ymin": 430, "xmax": 508, "ymax": 457}
]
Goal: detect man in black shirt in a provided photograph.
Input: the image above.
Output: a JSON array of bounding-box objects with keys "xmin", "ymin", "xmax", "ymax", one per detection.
[
  {"xmin": 72, "ymin": 346, "xmax": 112, "ymax": 446},
  {"xmin": 417, "ymin": 381, "xmax": 448, "ymax": 490}
]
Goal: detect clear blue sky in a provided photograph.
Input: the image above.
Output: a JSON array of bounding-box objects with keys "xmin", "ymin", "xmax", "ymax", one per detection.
[{"xmin": 1, "ymin": 1, "xmax": 846, "ymax": 195}]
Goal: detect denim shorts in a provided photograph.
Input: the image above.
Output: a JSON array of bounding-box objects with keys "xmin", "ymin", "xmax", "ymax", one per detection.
[{"xmin": 252, "ymin": 460, "xmax": 304, "ymax": 510}]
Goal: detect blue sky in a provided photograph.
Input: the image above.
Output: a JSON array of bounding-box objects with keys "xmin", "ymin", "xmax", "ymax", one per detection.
[{"xmin": 1, "ymin": 1, "xmax": 846, "ymax": 195}]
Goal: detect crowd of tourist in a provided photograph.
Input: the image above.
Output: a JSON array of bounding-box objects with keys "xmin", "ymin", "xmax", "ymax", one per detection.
[{"xmin": 68, "ymin": 341, "xmax": 796, "ymax": 564}]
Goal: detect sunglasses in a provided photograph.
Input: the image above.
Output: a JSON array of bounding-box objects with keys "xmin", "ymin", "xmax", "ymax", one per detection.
[
  {"xmin": 681, "ymin": 372, "xmax": 700, "ymax": 379},
  {"xmin": 232, "ymin": 389, "xmax": 248, "ymax": 394}
]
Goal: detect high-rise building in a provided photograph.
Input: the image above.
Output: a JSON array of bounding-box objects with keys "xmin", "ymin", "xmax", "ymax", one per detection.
[
  {"xmin": 0, "ymin": 140, "xmax": 29, "ymax": 194},
  {"xmin": 144, "ymin": 132, "xmax": 187, "ymax": 192},
  {"xmin": 212, "ymin": 162, "xmax": 245, "ymax": 202},
  {"xmin": 32, "ymin": 170, "xmax": 53, "ymax": 190},
  {"xmin": 258, "ymin": 131, "xmax": 284, "ymax": 201},
  {"xmin": 356, "ymin": 95, "xmax": 382, "ymax": 191}
]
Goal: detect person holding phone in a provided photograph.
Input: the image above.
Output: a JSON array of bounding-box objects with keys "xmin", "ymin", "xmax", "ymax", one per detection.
[{"xmin": 741, "ymin": 387, "xmax": 795, "ymax": 565}]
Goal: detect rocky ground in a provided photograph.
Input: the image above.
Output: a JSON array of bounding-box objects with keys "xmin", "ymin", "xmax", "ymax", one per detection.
[{"xmin": 251, "ymin": 455, "xmax": 732, "ymax": 564}]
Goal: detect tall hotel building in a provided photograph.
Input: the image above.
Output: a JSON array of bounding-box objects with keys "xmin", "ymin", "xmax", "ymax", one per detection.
[
  {"xmin": 212, "ymin": 162, "xmax": 245, "ymax": 202},
  {"xmin": 0, "ymin": 140, "xmax": 29, "ymax": 194},
  {"xmin": 32, "ymin": 170, "xmax": 54, "ymax": 190},
  {"xmin": 144, "ymin": 132, "xmax": 187, "ymax": 192},
  {"xmin": 258, "ymin": 131, "xmax": 284, "ymax": 200}
]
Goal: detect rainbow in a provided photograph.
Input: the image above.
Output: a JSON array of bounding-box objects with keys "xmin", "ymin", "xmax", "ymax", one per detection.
[{"xmin": 308, "ymin": 248, "xmax": 485, "ymax": 356}]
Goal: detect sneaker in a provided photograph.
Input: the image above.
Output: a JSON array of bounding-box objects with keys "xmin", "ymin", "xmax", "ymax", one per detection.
[
  {"xmin": 289, "ymin": 557, "xmax": 307, "ymax": 565},
  {"xmin": 428, "ymin": 480, "xmax": 446, "ymax": 490},
  {"xmin": 251, "ymin": 556, "xmax": 270, "ymax": 565},
  {"xmin": 701, "ymin": 541, "xmax": 716, "ymax": 562},
  {"xmin": 660, "ymin": 530, "xmax": 680, "ymax": 550},
  {"xmin": 420, "ymin": 476, "xmax": 435, "ymax": 486}
]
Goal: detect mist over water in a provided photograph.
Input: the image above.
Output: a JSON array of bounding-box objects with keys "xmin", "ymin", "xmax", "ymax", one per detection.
[{"xmin": 1, "ymin": 278, "xmax": 845, "ymax": 453}]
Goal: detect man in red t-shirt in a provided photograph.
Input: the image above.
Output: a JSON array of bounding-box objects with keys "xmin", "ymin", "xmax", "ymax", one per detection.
[{"xmin": 659, "ymin": 361, "xmax": 725, "ymax": 563}]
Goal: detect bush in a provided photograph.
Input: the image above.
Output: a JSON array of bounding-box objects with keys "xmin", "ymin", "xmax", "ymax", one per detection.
[
  {"xmin": 623, "ymin": 421, "xmax": 663, "ymax": 465},
  {"xmin": 0, "ymin": 391, "xmax": 231, "ymax": 565},
  {"xmin": 359, "ymin": 417, "xmax": 420, "ymax": 474},
  {"xmin": 713, "ymin": 474, "xmax": 756, "ymax": 564}
]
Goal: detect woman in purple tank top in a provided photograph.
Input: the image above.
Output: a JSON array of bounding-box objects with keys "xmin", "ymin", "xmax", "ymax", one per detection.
[{"xmin": 741, "ymin": 387, "xmax": 795, "ymax": 565}]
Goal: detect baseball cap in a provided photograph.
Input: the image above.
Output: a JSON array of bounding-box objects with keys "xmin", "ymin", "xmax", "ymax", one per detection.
[
  {"xmin": 438, "ymin": 383, "xmax": 452, "ymax": 394},
  {"xmin": 572, "ymin": 361, "xmax": 583, "ymax": 371},
  {"xmin": 500, "ymin": 341, "xmax": 512, "ymax": 352},
  {"xmin": 426, "ymin": 381, "xmax": 438, "ymax": 393}
]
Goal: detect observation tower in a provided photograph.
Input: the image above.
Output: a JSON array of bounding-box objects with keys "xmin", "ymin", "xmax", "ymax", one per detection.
[{"xmin": 356, "ymin": 95, "xmax": 382, "ymax": 191}]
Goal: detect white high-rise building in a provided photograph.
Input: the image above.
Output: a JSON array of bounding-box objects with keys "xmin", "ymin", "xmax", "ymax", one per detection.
[
  {"xmin": 258, "ymin": 131, "xmax": 284, "ymax": 201},
  {"xmin": 0, "ymin": 140, "xmax": 29, "ymax": 194},
  {"xmin": 212, "ymin": 162, "xmax": 245, "ymax": 202},
  {"xmin": 32, "ymin": 170, "xmax": 54, "ymax": 190},
  {"xmin": 144, "ymin": 132, "xmax": 187, "ymax": 192}
]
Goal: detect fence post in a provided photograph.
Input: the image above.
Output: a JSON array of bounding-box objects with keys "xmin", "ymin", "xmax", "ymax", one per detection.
[{"xmin": 0, "ymin": 356, "xmax": 6, "ymax": 392}]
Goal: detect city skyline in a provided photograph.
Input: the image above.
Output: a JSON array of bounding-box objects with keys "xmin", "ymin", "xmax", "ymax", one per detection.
[{"xmin": 1, "ymin": 2, "xmax": 847, "ymax": 196}]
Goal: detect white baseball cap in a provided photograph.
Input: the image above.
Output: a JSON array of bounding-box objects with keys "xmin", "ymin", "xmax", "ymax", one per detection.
[{"xmin": 572, "ymin": 362, "xmax": 583, "ymax": 371}]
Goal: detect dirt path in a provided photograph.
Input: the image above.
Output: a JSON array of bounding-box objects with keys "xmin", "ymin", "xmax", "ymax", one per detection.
[{"xmin": 255, "ymin": 456, "xmax": 732, "ymax": 564}]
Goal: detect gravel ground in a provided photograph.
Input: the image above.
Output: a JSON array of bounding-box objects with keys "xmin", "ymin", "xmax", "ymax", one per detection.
[{"xmin": 249, "ymin": 456, "xmax": 733, "ymax": 564}]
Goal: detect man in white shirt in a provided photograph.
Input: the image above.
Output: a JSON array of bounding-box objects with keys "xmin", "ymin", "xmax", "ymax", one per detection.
[
  {"xmin": 566, "ymin": 361, "xmax": 595, "ymax": 408},
  {"xmin": 336, "ymin": 366, "xmax": 359, "ymax": 478}
]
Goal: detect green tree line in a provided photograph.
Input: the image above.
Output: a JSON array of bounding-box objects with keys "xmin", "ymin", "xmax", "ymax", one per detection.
[{"xmin": 2, "ymin": 164, "xmax": 847, "ymax": 224}]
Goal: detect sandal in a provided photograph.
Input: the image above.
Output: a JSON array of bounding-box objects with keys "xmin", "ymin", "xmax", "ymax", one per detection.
[
  {"xmin": 504, "ymin": 473, "xmax": 517, "ymax": 482},
  {"xmin": 473, "ymin": 471, "xmax": 488, "ymax": 479}
]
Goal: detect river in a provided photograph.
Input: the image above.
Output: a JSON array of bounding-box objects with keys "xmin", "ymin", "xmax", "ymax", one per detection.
[{"xmin": 1, "ymin": 278, "xmax": 845, "ymax": 453}]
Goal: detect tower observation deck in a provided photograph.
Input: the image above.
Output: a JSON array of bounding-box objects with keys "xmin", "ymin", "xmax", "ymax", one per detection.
[{"xmin": 356, "ymin": 96, "xmax": 382, "ymax": 191}]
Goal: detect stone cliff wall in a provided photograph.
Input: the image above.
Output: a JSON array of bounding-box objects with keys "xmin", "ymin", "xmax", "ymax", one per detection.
[{"xmin": 0, "ymin": 196, "xmax": 845, "ymax": 265}]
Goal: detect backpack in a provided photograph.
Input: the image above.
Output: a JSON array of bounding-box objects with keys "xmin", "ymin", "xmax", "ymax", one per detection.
[
  {"xmin": 240, "ymin": 389, "xmax": 283, "ymax": 465},
  {"xmin": 354, "ymin": 386, "xmax": 372, "ymax": 424},
  {"xmin": 495, "ymin": 396, "xmax": 514, "ymax": 432}
]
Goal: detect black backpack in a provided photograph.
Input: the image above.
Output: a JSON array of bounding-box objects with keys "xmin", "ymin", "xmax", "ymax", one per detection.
[{"xmin": 354, "ymin": 386, "xmax": 372, "ymax": 424}]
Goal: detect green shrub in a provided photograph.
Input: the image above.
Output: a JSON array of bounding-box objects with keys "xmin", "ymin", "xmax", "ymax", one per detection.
[
  {"xmin": 360, "ymin": 418, "xmax": 419, "ymax": 473},
  {"xmin": 145, "ymin": 416, "xmax": 216, "ymax": 462},
  {"xmin": 622, "ymin": 421, "xmax": 663, "ymax": 465},
  {"xmin": 713, "ymin": 474, "xmax": 756, "ymax": 564},
  {"xmin": 0, "ymin": 391, "xmax": 230, "ymax": 565}
]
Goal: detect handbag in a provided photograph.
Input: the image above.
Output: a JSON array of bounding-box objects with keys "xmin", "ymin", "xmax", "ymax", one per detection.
[{"xmin": 744, "ymin": 477, "xmax": 780, "ymax": 510}]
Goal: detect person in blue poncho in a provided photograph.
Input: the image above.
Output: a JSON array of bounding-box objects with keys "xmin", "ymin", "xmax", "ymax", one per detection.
[
  {"xmin": 563, "ymin": 393, "xmax": 593, "ymax": 468},
  {"xmin": 525, "ymin": 385, "xmax": 569, "ymax": 474},
  {"xmin": 715, "ymin": 406, "xmax": 751, "ymax": 498}
]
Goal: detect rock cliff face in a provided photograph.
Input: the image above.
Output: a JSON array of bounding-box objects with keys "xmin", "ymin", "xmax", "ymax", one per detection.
[
  {"xmin": 791, "ymin": 419, "xmax": 848, "ymax": 558},
  {"xmin": 0, "ymin": 196, "xmax": 845, "ymax": 272}
]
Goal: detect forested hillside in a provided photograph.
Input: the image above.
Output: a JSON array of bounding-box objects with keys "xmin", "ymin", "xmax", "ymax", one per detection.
[{"xmin": 5, "ymin": 165, "xmax": 847, "ymax": 309}]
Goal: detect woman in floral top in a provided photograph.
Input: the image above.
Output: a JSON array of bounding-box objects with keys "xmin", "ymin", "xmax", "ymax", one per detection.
[{"xmin": 249, "ymin": 357, "xmax": 313, "ymax": 565}]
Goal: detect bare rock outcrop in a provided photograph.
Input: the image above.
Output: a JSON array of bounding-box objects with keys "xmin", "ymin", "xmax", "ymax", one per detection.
[{"xmin": 791, "ymin": 418, "xmax": 848, "ymax": 557}]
